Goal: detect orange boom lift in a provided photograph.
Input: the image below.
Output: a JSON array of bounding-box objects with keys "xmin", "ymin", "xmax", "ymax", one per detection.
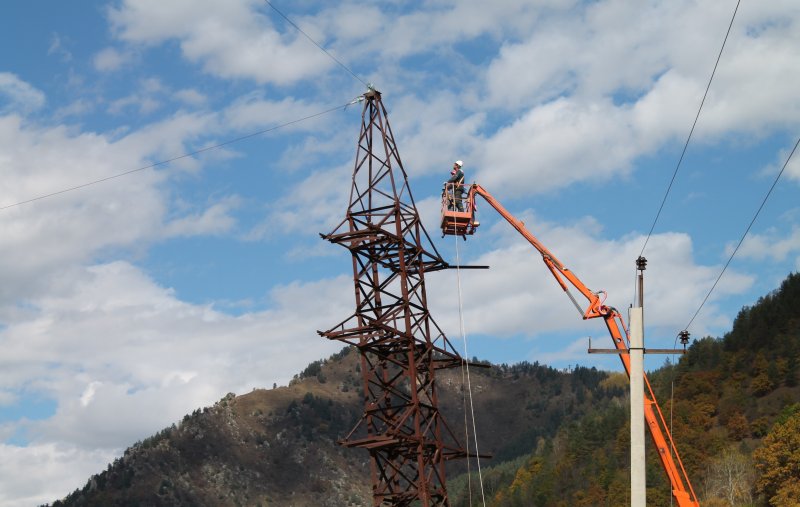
[{"xmin": 441, "ymin": 183, "xmax": 700, "ymax": 507}]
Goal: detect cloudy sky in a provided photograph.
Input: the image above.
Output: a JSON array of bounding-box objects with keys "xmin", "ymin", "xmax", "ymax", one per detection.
[{"xmin": 1, "ymin": 0, "xmax": 798, "ymax": 504}]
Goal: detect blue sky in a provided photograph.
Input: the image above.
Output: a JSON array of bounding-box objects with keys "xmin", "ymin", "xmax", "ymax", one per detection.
[{"xmin": 1, "ymin": 0, "xmax": 799, "ymax": 504}]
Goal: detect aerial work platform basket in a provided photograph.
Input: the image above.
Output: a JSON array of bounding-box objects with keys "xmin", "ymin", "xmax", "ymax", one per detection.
[{"xmin": 441, "ymin": 182, "xmax": 479, "ymax": 237}]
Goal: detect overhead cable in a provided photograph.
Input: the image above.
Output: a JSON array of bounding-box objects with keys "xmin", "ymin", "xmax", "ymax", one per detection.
[
  {"xmin": 262, "ymin": 0, "xmax": 369, "ymax": 88},
  {"xmin": 639, "ymin": 0, "xmax": 742, "ymax": 257},
  {"xmin": 0, "ymin": 101, "xmax": 355, "ymax": 212},
  {"xmin": 683, "ymin": 135, "xmax": 800, "ymax": 332}
]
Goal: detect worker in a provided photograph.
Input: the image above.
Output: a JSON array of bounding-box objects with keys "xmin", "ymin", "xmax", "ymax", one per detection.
[{"xmin": 447, "ymin": 160, "xmax": 465, "ymax": 211}]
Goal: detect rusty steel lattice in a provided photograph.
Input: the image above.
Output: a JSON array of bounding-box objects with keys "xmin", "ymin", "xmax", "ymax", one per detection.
[{"xmin": 319, "ymin": 88, "xmax": 469, "ymax": 506}]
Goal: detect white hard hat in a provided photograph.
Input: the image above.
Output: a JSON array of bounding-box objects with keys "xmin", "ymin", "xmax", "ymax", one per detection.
[{"xmin": 454, "ymin": 160, "xmax": 463, "ymax": 168}]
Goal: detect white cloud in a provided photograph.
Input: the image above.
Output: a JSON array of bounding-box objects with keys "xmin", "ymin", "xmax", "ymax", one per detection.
[
  {"xmin": 472, "ymin": 0, "xmax": 800, "ymax": 195},
  {"xmin": 223, "ymin": 94, "xmax": 335, "ymax": 132},
  {"xmin": 0, "ymin": 260, "xmax": 353, "ymax": 501},
  {"xmin": 0, "ymin": 443, "xmax": 116, "ymax": 507},
  {"xmin": 0, "ymin": 390, "xmax": 17, "ymax": 406},
  {"xmin": 174, "ymin": 88, "xmax": 207, "ymax": 106},
  {"xmin": 787, "ymin": 150, "xmax": 800, "ymax": 182},
  {"xmin": 335, "ymin": 0, "xmax": 552, "ymax": 61},
  {"xmin": 93, "ymin": 47, "xmax": 131, "ymax": 72},
  {"xmin": 317, "ymin": 4, "xmax": 385, "ymax": 44},
  {"xmin": 47, "ymin": 33, "xmax": 73, "ymax": 63},
  {"xmin": 108, "ymin": 0, "xmax": 335, "ymax": 85},
  {"xmin": 273, "ymin": 126, "xmax": 355, "ymax": 173},
  {"xmin": 107, "ymin": 78, "xmax": 171, "ymax": 116},
  {"xmin": 536, "ymin": 337, "xmax": 595, "ymax": 367},
  {"xmin": 54, "ymin": 99, "xmax": 96, "ymax": 120},
  {"xmin": 388, "ymin": 92, "xmax": 486, "ymax": 179},
  {"xmin": 476, "ymin": 97, "xmax": 646, "ymax": 196},
  {"xmin": 483, "ymin": 1, "xmax": 699, "ymax": 109},
  {"xmin": 108, "ymin": 94, "xmax": 161, "ymax": 115},
  {"xmin": 483, "ymin": 0, "xmax": 800, "ymax": 110},
  {"xmin": 729, "ymin": 226, "xmax": 800, "ymax": 263},
  {"xmin": 162, "ymin": 196, "xmax": 240, "ymax": 238},
  {"xmin": 427, "ymin": 211, "xmax": 752, "ymax": 343},
  {"xmin": 2, "ymin": 2, "xmax": 798, "ymax": 505},
  {"xmin": 763, "ymin": 142, "xmax": 800, "ymax": 183},
  {"xmin": 102, "ymin": 0, "xmax": 800, "ymax": 200},
  {"xmin": 111, "ymin": 109, "xmax": 218, "ymax": 171},
  {"xmin": 0, "ymin": 116, "xmax": 163, "ymax": 304},
  {"xmin": 249, "ymin": 92, "xmax": 480, "ymax": 241},
  {"xmin": 3, "ymin": 261, "xmax": 352, "ymax": 434},
  {"xmin": 247, "ymin": 159, "xmax": 353, "ymax": 241},
  {"xmin": 0, "ymin": 73, "xmax": 45, "ymax": 114},
  {"xmin": 0, "ymin": 102, "xmax": 257, "ymax": 308},
  {"xmin": 105, "ymin": 0, "xmax": 555, "ymax": 86}
]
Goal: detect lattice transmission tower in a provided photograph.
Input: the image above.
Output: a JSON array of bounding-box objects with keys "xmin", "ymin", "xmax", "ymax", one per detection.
[{"xmin": 320, "ymin": 88, "xmax": 469, "ymax": 506}]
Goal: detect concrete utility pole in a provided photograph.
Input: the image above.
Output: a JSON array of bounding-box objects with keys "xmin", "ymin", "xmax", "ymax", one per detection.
[
  {"xmin": 630, "ymin": 256, "xmax": 647, "ymax": 507},
  {"xmin": 588, "ymin": 255, "xmax": 697, "ymax": 506}
]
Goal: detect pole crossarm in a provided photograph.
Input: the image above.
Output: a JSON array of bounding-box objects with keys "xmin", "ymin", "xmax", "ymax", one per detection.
[{"xmin": 589, "ymin": 348, "xmax": 688, "ymax": 354}]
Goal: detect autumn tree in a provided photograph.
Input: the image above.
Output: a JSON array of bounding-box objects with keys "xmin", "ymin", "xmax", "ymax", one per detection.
[
  {"xmin": 753, "ymin": 405, "xmax": 800, "ymax": 506},
  {"xmin": 725, "ymin": 412, "xmax": 750, "ymax": 441},
  {"xmin": 751, "ymin": 372, "xmax": 774, "ymax": 396}
]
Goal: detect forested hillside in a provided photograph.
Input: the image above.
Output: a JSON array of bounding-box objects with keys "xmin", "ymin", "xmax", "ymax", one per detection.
[
  {"xmin": 46, "ymin": 273, "xmax": 800, "ymax": 506},
  {"xmin": 452, "ymin": 272, "xmax": 800, "ymax": 506}
]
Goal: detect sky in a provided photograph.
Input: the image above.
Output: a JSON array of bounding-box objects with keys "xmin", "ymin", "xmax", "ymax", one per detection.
[{"xmin": 0, "ymin": 0, "xmax": 798, "ymax": 504}]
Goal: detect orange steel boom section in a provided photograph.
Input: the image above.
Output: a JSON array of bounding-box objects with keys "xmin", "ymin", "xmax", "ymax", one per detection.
[{"xmin": 441, "ymin": 183, "xmax": 700, "ymax": 507}]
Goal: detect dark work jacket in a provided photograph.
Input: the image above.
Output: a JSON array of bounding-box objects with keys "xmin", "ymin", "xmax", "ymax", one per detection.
[{"xmin": 447, "ymin": 168, "xmax": 464, "ymax": 186}]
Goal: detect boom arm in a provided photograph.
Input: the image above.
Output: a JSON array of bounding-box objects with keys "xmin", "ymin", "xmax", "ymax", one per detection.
[{"xmin": 467, "ymin": 184, "xmax": 700, "ymax": 507}]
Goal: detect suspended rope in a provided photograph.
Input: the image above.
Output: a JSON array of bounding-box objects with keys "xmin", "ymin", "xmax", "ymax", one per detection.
[
  {"xmin": 453, "ymin": 231, "xmax": 487, "ymax": 506},
  {"xmin": 460, "ymin": 341, "xmax": 473, "ymax": 507}
]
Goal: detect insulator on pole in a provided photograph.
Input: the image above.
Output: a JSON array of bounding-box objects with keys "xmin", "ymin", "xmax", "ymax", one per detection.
[
  {"xmin": 678, "ymin": 330, "xmax": 691, "ymax": 349},
  {"xmin": 635, "ymin": 256, "xmax": 647, "ymax": 308}
]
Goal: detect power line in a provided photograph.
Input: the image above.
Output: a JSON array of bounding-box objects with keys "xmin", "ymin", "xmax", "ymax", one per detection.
[
  {"xmin": 262, "ymin": 0, "xmax": 369, "ymax": 88},
  {"xmin": 0, "ymin": 101, "xmax": 355, "ymax": 212},
  {"xmin": 639, "ymin": 0, "xmax": 742, "ymax": 257},
  {"xmin": 3, "ymin": 0, "xmax": 373, "ymax": 213},
  {"xmin": 683, "ymin": 135, "xmax": 800, "ymax": 333}
]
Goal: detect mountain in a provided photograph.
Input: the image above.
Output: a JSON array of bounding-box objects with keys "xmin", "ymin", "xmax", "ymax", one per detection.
[
  {"xmin": 46, "ymin": 273, "xmax": 800, "ymax": 506},
  {"xmin": 46, "ymin": 354, "xmax": 619, "ymax": 506}
]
